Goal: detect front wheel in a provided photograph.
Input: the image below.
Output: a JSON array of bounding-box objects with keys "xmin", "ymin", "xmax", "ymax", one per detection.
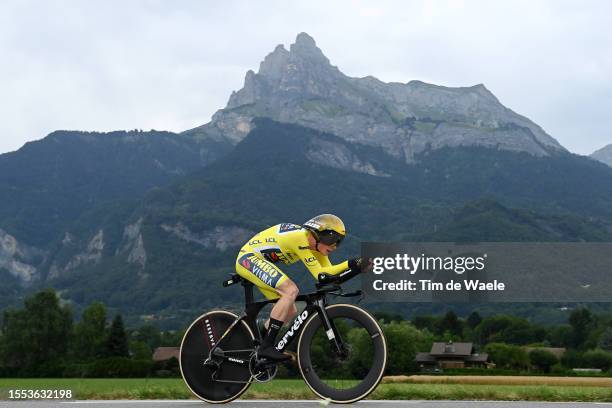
[
  {"xmin": 297, "ymin": 304, "xmax": 387, "ymax": 403},
  {"xmin": 179, "ymin": 310, "xmax": 254, "ymax": 403}
]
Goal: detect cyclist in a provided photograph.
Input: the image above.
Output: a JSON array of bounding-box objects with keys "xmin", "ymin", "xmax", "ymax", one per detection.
[{"xmin": 235, "ymin": 214, "xmax": 366, "ymax": 361}]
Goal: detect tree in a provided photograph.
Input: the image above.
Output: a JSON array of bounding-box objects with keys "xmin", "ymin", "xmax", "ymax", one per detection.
[
  {"xmin": 485, "ymin": 343, "xmax": 529, "ymax": 370},
  {"xmin": 560, "ymin": 349, "xmax": 584, "ymax": 369},
  {"xmin": 1, "ymin": 289, "xmax": 73, "ymax": 376},
  {"xmin": 380, "ymin": 321, "xmax": 434, "ymax": 374},
  {"xmin": 569, "ymin": 308, "xmax": 593, "ymax": 349},
  {"xmin": 466, "ymin": 311, "xmax": 482, "ymax": 329},
  {"xmin": 129, "ymin": 341, "xmax": 152, "ymax": 360},
  {"xmin": 132, "ymin": 323, "xmax": 161, "ymax": 350},
  {"xmin": 336, "ymin": 321, "xmax": 435, "ymax": 377},
  {"xmin": 73, "ymin": 302, "xmax": 107, "ymax": 361},
  {"xmin": 582, "ymin": 349, "xmax": 612, "ymax": 370},
  {"xmin": 413, "ymin": 315, "xmax": 436, "ymax": 332},
  {"xmin": 475, "ymin": 315, "xmax": 516, "ymax": 344},
  {"xmin": 548, "ymin": 325, "xmax": 573, "ymax": 347},
  {"xmin": 475, "ymin": 315, "xmax": 544, "ymax": 345},
  {"xmin": 373, "ymin": 312, "xmax": 405, "ymax": 323},
  {"xmin": 529, "ymin": 349, "xmax": 558, "ymax": 373},
  {"xmin": 436, "ymin": 311, "xmax": 463, "ymax": 337},
  {"xmin": 106, "ymin": 314, "xmax": 129, "ymax": 357},
  {"xmin": 160, "ymin": 329, "xmax": 185, "ymax": 347},
  {"xmin": 598, "ymin": 327, "xmax": 612, "ymax": 351}
]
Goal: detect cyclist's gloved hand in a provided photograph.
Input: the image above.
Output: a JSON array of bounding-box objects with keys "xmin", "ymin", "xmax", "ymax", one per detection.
[
  {"xmin": 348, "ymin": 257, "xmax": 373, "ymax": 273},
  {"xmin": 362, "ymin": 258, "xmax": 373, "ymax": 273},
  {"xmin": 348, "ymin": 257, "xmax": 363, "ymax": 272}
]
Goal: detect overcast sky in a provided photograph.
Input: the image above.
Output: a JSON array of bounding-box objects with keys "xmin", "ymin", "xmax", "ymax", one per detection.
[{"xmin": 1, "ymin": 0, "xmax": 611, "ymax": 155}]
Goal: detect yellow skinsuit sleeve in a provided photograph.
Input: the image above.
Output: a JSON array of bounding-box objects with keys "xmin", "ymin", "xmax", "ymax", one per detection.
[{"xmin": 296, "ymin": 246, "xmax": 349, "ymax": 279}]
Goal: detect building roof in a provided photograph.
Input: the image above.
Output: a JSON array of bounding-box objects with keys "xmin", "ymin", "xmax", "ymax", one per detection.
[
  {"xmin": 415, "ymin": 352, "xmax": 437, "ymax": 363},
  {"xmin": 465, "ymin": 353, "xmax": 489, "ymax": 362},
  {"xmin": 430, "ymin": 341, "xmax": 474, "ymax": 356},
  {"xmin": 416, "ymin": 341, "xmax": 490, "ymax": 364},
  {"xmin": 152, "ymin": 346, "xmax": 180, "ymax": 361}
]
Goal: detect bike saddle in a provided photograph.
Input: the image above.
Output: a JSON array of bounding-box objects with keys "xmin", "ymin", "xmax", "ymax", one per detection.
[{"xmin": 222, "ymin": 273, "xmax": 244, "ymax": 287}]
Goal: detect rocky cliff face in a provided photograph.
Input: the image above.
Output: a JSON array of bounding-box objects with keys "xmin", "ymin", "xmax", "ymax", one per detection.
[
  {"xmin": 160, "ymin": 223, "xmax": 253, "ymax": 251},
  {"xmin": 591, "ymin": 144, "xmax": 612, "ymax": 167},
  {"xmin": 186, "ymin": 32, "xmax": 565, "ymax": 163},
  {"xmin": 0, "ymin": 229, "xmax": 45, "ymax": 285}
]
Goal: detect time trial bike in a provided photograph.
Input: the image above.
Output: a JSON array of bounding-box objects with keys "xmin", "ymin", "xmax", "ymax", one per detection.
[{"xmin": 179, "ymin": 267, "xmax": 387, "ymax": 403}]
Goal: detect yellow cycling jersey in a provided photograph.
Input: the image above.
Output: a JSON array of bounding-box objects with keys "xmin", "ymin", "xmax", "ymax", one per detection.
[{"xmin": 241, "ymin": 223, "xmax": 349, "ymax": 280}]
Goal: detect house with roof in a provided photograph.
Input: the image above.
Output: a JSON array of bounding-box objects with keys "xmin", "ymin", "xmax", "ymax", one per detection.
[
  {"xmin": 415, "ymin": 341, "xmax": 491, "ymax": 371},
  {"xmin": 153, "ymin": 346, "xmax": 180, "ymax": 361}
]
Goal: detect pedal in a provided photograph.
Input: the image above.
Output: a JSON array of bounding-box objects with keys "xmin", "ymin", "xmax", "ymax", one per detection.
[
  {"xmin": 254, "ymin": 357, "xmax": 278, "ymax": 369},
  {"xmin": 249, "ymin": 354, "xmax": 278, "ymax": 382}
]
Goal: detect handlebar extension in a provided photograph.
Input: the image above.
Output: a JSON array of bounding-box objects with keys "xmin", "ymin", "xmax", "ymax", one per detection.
[{"xmin": 316, "ymin": 267, "xmax": 361, "ymax": 288}]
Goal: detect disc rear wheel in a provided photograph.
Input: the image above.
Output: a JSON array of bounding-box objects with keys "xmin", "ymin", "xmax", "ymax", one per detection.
[{"xmin": 179, "ymin": 310, "xmax": 254, "ymax": 403}]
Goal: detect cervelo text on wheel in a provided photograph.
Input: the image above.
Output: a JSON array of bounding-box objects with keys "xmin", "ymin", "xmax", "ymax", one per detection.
[{"xmin": 179, "ymin": 267, "xmax": 387, "ymax": 403}]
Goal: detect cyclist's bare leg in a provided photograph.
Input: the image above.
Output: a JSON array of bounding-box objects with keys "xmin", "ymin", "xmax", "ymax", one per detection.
[
  {"xmin": 287, "ymin": 303, "xmax": 298, "ymax": 321},
  {"xmin": 270, "ymin": 278, "xmax": 299, "ymax": 323},
  {"xmin": 258, "ymin": 279, "xmax": 298, "ymax": 360},
  {"xmin": 265, "ymin": 303, "xmax": 297, "ymax": 329}
]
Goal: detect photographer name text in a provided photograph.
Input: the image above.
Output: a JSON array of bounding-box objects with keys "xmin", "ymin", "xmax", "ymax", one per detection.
[{"xmin": 372, "ymin": 278, "xmax": 505, "ymax": 291}]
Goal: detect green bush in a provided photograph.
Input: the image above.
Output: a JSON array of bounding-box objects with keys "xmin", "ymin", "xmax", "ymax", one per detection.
[
  {"xmin": 152, "ymin": 357, "xmax": 180, "ymax": 377},
  {"xmin": 382, "ymin": 321, "xmax": 434, "ymax": 374},
  {"xmin": 582, "ymin": 349, "xmax": 612, "ymax": 370},
  {"xmin": 561, "ymin": 349, "xmax": 584, "ymax": 368},
  {"xmin": 485, "ymin": 343, "xmax": 529, "ymax": 370},
  {"xmin": 529, "ymin": 349, "xmax": 558, "ymax": 373},
  {"xmin": 550, "ymin": 363, "xmax": 568, "ymax": 375},
  {"xmin": 63, "ymin": 363, "xmax": 90, "ymax": 378}
]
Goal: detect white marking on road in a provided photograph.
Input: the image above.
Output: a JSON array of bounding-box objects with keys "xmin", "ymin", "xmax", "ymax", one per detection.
[
  {"xmin": 61, "ymin": 401, "xmax": 321, "ymax": 404},
  {"xmin": 59, "ymin": 401, "xmax": 612, "ymax": 405}
]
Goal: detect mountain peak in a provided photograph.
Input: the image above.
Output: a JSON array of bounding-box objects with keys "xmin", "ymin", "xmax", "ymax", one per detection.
[
  {"xmin": 193, "ymin": 33, "xmax": 566, "ymax": 160},
  {"xmin": 258, "ymin": 33, "xmax": 332, "ymax": 77},
  {"xmin": 294, "ymin": 32, "xmax": 317, "ymax": 48},
  {"xmin": 232, "ymin": 32, "xmax": 336, "ymax": 107},
  {"xmin": 257, "ymin": 44, "xmax": 290, "ymax": 79},
  {"xmin": 289, "ymin": 32, "xmax": 330, "ymax": 64},
  {"xmin": 590, "ymin": 144, "xmax": 612, "ymax": 167}
]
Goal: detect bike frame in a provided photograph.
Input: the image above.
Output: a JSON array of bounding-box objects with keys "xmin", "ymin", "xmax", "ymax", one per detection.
[{"xmin": 208, "ymin": 279, "xmax": 350, "ymax": 367}]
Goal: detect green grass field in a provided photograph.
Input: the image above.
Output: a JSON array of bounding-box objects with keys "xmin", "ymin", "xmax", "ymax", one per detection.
[{"xmin": 2, "ymin": 378, "xmax": 612, "ymax": 401}]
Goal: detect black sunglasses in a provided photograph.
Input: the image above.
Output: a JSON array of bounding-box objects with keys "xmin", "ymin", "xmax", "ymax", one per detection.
[{"xmin": 318, "ymin": 230, "xmax": 344, "ymax": 247}]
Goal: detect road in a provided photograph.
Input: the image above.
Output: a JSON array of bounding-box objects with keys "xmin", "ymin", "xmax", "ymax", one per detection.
[{"xmin": 1, "ymin": 400, "xmax": 612, "ymax": 407}]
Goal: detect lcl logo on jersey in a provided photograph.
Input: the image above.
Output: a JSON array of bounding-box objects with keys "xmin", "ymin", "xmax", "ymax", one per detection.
[{"xmin": 303, "ymin": 256, "xmax": 316, "ymax": 265}]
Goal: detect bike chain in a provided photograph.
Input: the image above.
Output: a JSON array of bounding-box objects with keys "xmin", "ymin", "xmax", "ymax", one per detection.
[
  {"xmin": 207, "ymin": 350, "xmax": 278, "ymax": 384},
  {"xmin": 249, "ymin": 352, "xmax": 278, "ymax": 383}
]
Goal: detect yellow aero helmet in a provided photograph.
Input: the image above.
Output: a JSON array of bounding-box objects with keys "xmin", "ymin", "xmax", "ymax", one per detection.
[{"xmin": 303, "ymin": 214, "xmax": 346, "ymax": 247}]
